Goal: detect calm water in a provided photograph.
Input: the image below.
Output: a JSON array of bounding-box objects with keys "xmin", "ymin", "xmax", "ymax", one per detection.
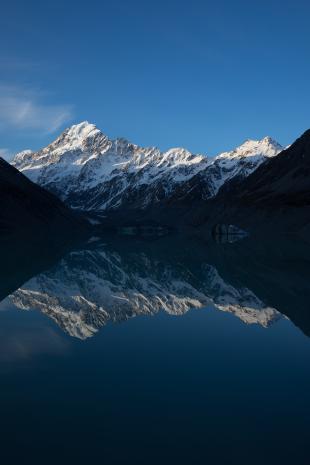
[{"xmin": 0, "ymin": 235, "xmax": 309, "ymax": 465}]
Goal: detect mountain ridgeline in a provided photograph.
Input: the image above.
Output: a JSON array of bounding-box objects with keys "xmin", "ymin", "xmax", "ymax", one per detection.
[
  {"xmin": 10, "ymin": 122, "xmax": 310, "ymax": 236},
  {"xmin": 187, "ymin": 128, "xmax": 310, "ymax": 236}
]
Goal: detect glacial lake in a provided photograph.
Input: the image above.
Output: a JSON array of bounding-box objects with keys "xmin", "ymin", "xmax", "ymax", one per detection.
[{"xmin": 0, "ymin": 234, "xmax": 309, "ymax": 465}]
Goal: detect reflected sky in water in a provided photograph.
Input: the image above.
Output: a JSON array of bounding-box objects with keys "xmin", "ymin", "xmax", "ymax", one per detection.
[{"xmin": 0, "ymin": 235, "xmax": 309, "ymax": 465}]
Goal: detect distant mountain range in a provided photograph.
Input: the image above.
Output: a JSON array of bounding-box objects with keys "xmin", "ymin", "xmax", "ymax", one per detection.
[
  {"xmin": 3, "ymin": 121, "xmax": 310, "ymax": 236},
  {"xmin": 11, "ymin": 121, "xmax": 282, "ymax": 211}
]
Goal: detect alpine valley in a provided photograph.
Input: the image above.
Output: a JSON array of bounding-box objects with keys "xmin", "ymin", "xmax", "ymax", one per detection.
[{"xmin": 9, "ymin": 122, "xmax": 310, "ymax": 236}]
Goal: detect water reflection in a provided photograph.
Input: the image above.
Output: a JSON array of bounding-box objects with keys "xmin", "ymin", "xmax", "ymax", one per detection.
[{"xmin": 1, "ymin": 235, "xmax": 310, "ymax": 339}]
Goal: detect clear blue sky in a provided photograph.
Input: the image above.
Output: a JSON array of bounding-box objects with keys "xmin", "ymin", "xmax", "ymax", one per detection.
[{"xmin": 0, "ymin": 0, "xmax": 309, "ymax": 159}]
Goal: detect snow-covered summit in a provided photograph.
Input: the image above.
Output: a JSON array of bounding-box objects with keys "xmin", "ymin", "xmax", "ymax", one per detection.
[
  {"xmin": 12, "ymin": 122, "xmax": 283, "ymax": 211},
  {"xmin": 66, "ymin": 121, "xmax": 100, "ymax": 139},
  {"xmin": 203, "ymin": 136, "xmax": 283, "ymax": 197},
  {"xmin": 217, "ymin": 136, "xmax": 282, "ymax": 161}
]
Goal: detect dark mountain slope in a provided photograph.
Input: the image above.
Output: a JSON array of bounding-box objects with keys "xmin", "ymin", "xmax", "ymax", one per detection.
[
  {"xmin": 225, "ymin": 128, "xmax": 310, "ymax": 206},
  {"xmin": 0, "ymin": 157, "xmax": 86, "ymax": 236},
  {"xmin": 96, "ymin": 130, "xmax": 310, "ymax": 236},
  {"xmin": 180, "ymin": 129, "xmax": 310, "ymax": 236}
]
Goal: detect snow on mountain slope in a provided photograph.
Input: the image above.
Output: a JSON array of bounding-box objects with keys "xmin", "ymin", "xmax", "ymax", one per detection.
[
  {"xmin": 4, "ymin": 244, "xmax": 281, "ymax": 339},
  {"xmin": 12, "ymin": 122, "xmax": 282, "ymax": 212},
  {"xmin": 205, "ymin": 137, "xmax": 283, "ymax": 197}
]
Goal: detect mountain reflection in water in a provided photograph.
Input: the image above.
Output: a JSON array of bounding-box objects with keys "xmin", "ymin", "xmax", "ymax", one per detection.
[{"xmin": 1, "ymin": 234, "xmax": 310, "ymax": 339}]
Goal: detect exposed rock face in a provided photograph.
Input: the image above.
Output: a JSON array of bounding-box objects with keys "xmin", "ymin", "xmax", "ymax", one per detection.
[{"xmin": 11, "ymin": 122, "xmax": 282, "ymax": 213}]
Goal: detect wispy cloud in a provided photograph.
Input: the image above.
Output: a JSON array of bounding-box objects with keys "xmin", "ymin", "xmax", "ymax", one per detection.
[{"xmin": 0, "ymin": 84, "xmax": 73, "ymax": 134}]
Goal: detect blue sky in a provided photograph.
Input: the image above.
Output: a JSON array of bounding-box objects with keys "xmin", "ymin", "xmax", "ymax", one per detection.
[{"xmin": 0, "ymin": 0, "xmax": 309, "ymax": 159}]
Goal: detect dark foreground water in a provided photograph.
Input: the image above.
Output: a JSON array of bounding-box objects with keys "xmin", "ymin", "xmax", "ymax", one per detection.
[{"xmin": 0, "ymin": 235, "xmax": 309, "ymax": 465}]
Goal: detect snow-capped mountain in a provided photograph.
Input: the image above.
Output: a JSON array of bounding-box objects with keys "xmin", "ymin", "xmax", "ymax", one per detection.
[
  {"xmin": 193, "ymin": 128, "xmax": 310, "ymax": 236},
  {"xmin": 3, "ymin": 242, "xmax": 281, "ymax": 339},
  {"xmin": 12, "ymin": 122, "xmax": 283, "ymax": 212}
]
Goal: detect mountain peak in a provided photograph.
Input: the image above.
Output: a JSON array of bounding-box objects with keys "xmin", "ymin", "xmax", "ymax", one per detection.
[
  {"xmin": 42, "ymin": 121, "xmax": 110, "ymax": 158},
  {"xmin": 11, "ymin": 123, "xmax": 284, "ymax": 211},
  {"xmin": 260, "ymin": 136, "xmax": 283, "ymax": 150},
  {"xmin": 217, "ymin": 137, "xmax": 283, "ymax": 161},
  {"xmin": 241, "ymin": 136, "xmax": 281, "ymax": 149},
  {"xmin": 261, "ymin": 135, "xmax": 277, "ymax": 144},
  {"xmin": 66, "ymin": 121, "xmax": 99, "ymax": 139},
  {"xmin": 60, "ymin": 121, "xmax": 103, "ymax": 146}
]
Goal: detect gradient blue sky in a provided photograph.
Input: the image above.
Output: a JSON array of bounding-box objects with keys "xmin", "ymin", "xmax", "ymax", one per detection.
[{"xmin": 0, "ymin": 0, "xmax": 309, "ymax": 158}]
